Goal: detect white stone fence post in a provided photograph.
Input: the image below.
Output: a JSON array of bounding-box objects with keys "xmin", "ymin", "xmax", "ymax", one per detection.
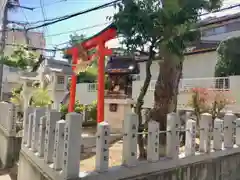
[
  {"xmin": 22, "ymin": 108, "xmax": 82, "ymax": 180},
  {"xmin": 0, "ymin": 102, "xmax": 17, "ymax": 136},
  {"xmin": 20, "ymin": 109, "xmax": 240, "ymax": 179}
]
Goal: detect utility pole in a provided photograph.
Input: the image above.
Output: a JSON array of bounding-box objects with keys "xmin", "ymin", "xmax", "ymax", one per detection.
[
  {"xmin": 0, "ymin": 1, "xmax": 33, "ymax": 100},
  {"xmin": 0, "ymin": 1, "xmax": 9, "ymax": 100}
]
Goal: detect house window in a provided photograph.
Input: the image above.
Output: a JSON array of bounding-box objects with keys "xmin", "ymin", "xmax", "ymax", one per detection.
[
  {"xmin": 57, "ymin": 76, "xmax": 65, "ymax": 84},
  {"xmin": 9, "ymin": 67, "xmax": 17, "ymax": 72},
  {"xmin": 27, "ymin": 38, "xmax": 31, "ymax": 45},
  {"xmin": 215, "ymin": 26, "xmax": 226, "ymax": 34},
  {"xmin": 202, "ymin": 25, "xmax": 226, "ymax": 36},
  {"xmin": 215, "ymin": 78, "xmax": 229, "ymax": 89}
]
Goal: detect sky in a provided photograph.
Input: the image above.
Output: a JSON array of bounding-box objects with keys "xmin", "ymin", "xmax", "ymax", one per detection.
[
  {"xmin": 9, "ymin": 0, "xmax": 117, "ymax": 51},
  {"xmin": 8, "ymin": 0, "xmax": 240, "ymax": 59}
]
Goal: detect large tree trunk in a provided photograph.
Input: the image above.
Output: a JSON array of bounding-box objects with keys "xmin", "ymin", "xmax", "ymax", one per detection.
[
  {"xmin": 135, "ymin": 47, "xmax": 154, "ymax": 159},
  {"xmin": 0, "ymin": 3, "xmax": 8, "ymax": 100},
  {"xmin": 151, "ymin": 46, "xmax": 183, "ymax": 156}
]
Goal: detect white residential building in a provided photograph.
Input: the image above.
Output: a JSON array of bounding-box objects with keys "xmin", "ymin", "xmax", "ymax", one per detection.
[
  {"xmin": 75, "ymin": 12, "xmax": 240, "ymax": 110},
  {"xmin": 0, "ymin": 29, "xmax": 45, "ymax": 98},
  {"xmin": 4, "ymin": 29, "xmax": 45, "ymax": 56}
]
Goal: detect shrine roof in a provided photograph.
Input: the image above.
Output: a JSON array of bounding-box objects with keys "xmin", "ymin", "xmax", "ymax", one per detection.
[{"xmin": 105, "ymin": 55, "xmax": 140, "ymax": 74}]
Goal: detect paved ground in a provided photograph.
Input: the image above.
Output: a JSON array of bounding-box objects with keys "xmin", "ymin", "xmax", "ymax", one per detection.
[
  {"xmin": 0, "ymin": 165, "xmax": 17, "ymax": 180},
  {"xmin": 80, "ymin": 139, "xmax": 124, "ymax": 172},
  {"xmin": 80, "ymin": 138, "xmax": 200, "ymax": 172},
  {"xmin": 0, "ymin": 175, "xmax": 11, "ymax": 180}
]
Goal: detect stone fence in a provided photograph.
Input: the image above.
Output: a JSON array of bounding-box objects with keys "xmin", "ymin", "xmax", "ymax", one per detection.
[
  {"xmin": 0, "ymin": 102, "xmax": 21, "ymax": 168},
  {"xmin": 19, "ymin": 108, "xmax": 240, "ymax": 180}
]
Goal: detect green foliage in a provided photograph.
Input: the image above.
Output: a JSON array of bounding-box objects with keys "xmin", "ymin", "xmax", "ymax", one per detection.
[
  {"xmin": 1, "ymin": 46, "xmax": 37, "ymax": 70},
  {"xmin": 11, "ymin": 87, "xmax": 52, "ymax": 109},
  {"xmin": 85, "ymin": 100, "xmax": 97, "ymax": 121},
  {"xmin": 60, "ymin": 100, "xmax": 84, "ymax": 115},
  {"xmin": 63, "ymin": 33, "xmax": 97, "ymax": 64},
  {"xmin": 215, "ymin": 37, "xmax": 240, "ymax": 77},
  {"xmin": 10, "ymin": 88, "xmax": 23, "ymax": 109},
  {"xmin": 77, "ymin": 68, "xmax": 98, "ymax": 83},
  {"xmin": 31, "ymin": 88, "xmax": 52, "ymax": 107},
  {"xmin": 60, "ymin": 100, "xmax": 97, "ymax": 121},
  {"xmin": 112, "ymin": 0, "xmax": 221, "ymax": 56}
]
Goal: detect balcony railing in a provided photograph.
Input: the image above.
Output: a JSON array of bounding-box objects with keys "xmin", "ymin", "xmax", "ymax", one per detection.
[
  {"xmin": 148, "ymin": 77, "xmax": 230, "ymax": 92},
  {"xmin": 179, "ymin": 77, "xmax": 229, "ymax": 91}
]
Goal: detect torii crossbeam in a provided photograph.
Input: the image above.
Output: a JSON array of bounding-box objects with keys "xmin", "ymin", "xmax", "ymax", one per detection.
[{"xmin": 66, "ymin": 24, "xmax": 117, "ymax": 123}]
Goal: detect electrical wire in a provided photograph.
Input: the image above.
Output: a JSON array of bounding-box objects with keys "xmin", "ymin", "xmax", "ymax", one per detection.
[
  {"xmin": 33, "ymin": 0, "xmax": 68, "ymax": 9},
  {"xmin": 26, "ymin": 0, "xmax": 121, "ymax": 30},
  {"xmin": 45, "ymin": 22, "xmax": 111, "ymax": 37},
  {"xmin": 39, "ymin": 0, "xmax": 49, "ymax": 42},
  {"xmin": 3, "ymin": 1, "xmax": 240, "ymax": 52},
  {"xmin": 1, "ymin": 43, "xmax": 61, "ymax": 51},
  {"xmin": 20, "ymin": 8, "xmax": 29, "ymax": 24},
  {"xmin": 7, "ymin": 1, "xmax": 239, "ymax": 29},
  {"xmin": 25, "ymin": 2, "xmax": 240, "ymax": 26},
  {"xmin": 16, "ymin": 2, "xmax": 238, "ymax": 48}
]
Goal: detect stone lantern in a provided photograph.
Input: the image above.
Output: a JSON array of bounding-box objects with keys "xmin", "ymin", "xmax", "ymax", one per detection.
[
  {"xmin": 43, "ymin": 59, "xmax": 73, "ymax": 111},
  {"xmin": 19, "ymin": 72, "xmax": 39, "ymax": 110}
]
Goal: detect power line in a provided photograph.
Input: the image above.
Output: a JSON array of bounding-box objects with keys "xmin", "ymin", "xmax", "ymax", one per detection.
[
  {"xmin": 45, "ymin": 22, "xmax": 111, "ymax": 37},
  {"xmin": 20, "ymin": 7, "xmax": 29, "ymax": 24},
  {"xmin": 38, "ymin": 3, "xmax": 240, "ymax": 41},
  {"xmin": 11, "ymin": 1, "xmax": 239, "ymax": 29},
  {"xmin": 26, "ymin": 0, "xmax": 121, "ymax": 30},
  {"xmin": 33, "ymin": 0, "xmax": 67, "ymax": 9},
  {"xmin": 44, "ymin": 2, "xmax": 239, "ymax": 39},
  {"xmin": 4, "ymin": 1, "xmax": 240, "ymax": 52},
  {"xmin": 39, "ymin": 0, "xmax": 48, "ymax": 39},
  {"xmin": 2, "ymin": 43, "xmax": 60, "ymax": 52}
]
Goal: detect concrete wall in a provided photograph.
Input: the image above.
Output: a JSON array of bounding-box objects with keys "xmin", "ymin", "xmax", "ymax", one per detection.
[
  {"xmin": 121, "ymin": 153, "xmax": 240, "ymax": 180},
  {"xmin": 17, "ymin": 146, "xmax": 240, "ymax": 180},
  {"xmin": 138, "ymin": 61, "xmax": 160, "ymax": 81},
  {"xmin": 0, "ymin": 102, "xmax": 21, "ymax": 169},
  {"xmin": 18, "ymin": 152, "xmax": 49, "ymax": 180},
  {"xmin": 17, "ymin": 108, "xmax": 240, "ymax": 180},
  {"xmin": 183, "ymin": 51, "xmax": 218, "ymax": 78},
  {"xmin": 138, "ymin": 51, "xmax": 218, "ymax": 81},
  {"xmin": 82, "ymin": 149, "xmax": 240, "ymax": 180},
  {"xmin": 0, "ymin": 127, "xmax": 21, "ymax": 168},
  {"xmin": 76, "ymin": 83, "xmax": 97, "ymax": 105}
]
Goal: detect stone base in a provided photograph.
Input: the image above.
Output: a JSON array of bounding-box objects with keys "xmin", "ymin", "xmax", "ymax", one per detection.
[
  {"xmin": 104, "ymin": 98, "xmax": 135, "ymax": 133},
  {"xmin": 0, "ymin": 127, "xmax": 22, "ymax": 169}
]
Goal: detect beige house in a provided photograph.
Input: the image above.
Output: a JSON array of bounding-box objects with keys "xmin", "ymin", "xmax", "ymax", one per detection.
[
  {"xmin": 137, "ymin": 40, "xmax": 219, "ymax": 81},
  {"xmin": 4, "ymin": 30, "xmax": 45, "ymax": 56},
  {"xmin": 75, "ymin": 12, "xmax": 240, "ymax": 108},
  {"xmin": 1, "ymin": 29, "xmax": 45, "ymax": 98}
]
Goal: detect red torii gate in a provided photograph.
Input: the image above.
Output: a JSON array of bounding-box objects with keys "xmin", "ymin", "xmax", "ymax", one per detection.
[{"xmin": 66, "ymin": 24, "xmax": 117, "ymax": 123}]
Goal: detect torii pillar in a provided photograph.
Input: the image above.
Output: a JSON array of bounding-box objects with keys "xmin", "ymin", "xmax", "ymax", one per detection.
[{"xmin": 67, "ymin": 25, "xmax": 117, "ymax": 123}]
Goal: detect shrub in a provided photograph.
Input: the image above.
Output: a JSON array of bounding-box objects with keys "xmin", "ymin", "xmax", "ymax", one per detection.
[
  {"xmin": 60, "ymin": 100, "xmax": 97, "ymax": 123},
  {"xmin": 187, "ymin": 88, "xmax": 235, "ymax": 126}
]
